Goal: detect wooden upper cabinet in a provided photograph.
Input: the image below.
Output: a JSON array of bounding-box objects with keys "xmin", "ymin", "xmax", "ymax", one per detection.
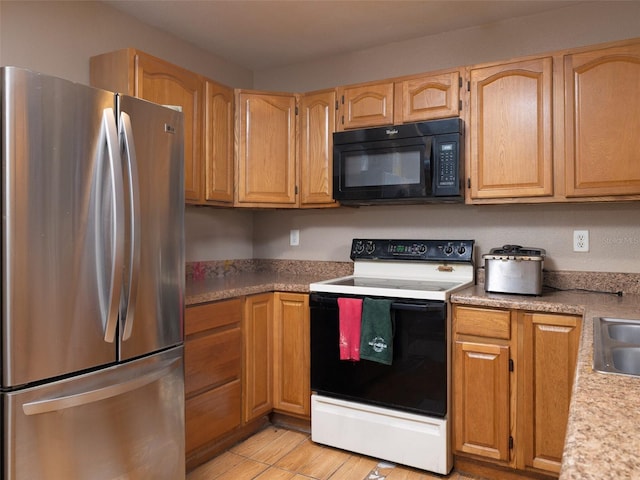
[
  {"xmin": 204, "ymin": 80, "xmax": 234, "ymax": 204},
  {"xmin": 468, "ymin": 57, "xmax": 554, "ymax": 200},
  {"xmin": 235, "ymin": 90, "xmax": 297, "ymax": 207},
  {"xmin": 90, "ymin": 49, "xmax": 205, "ymax": 204},
  {"xmin": 299, "ymin": 90, "xmax": 338, "ymax": 208},
  {"xmin": 130, "ymin": 53, "xmax": 203, "ymax": 203},
  {"xmin": 564, "ymin": 43, "xmax": 640, "ymax": 197},
  {"xmin": 397, "ymin": 71, "xmax": 461, "ymax": 123},
  {"xmin": 336, "ymin": 81, "xmax": 394, "ymax": 130}
]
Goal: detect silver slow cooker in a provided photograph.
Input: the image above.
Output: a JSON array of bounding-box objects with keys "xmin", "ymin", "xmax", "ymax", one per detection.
[{"xmin": 483, "ymin": 245, "xmax": 546, "ymax": 295}]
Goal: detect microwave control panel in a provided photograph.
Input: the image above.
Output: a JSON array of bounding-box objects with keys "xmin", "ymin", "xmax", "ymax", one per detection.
[{"xmin": 434, "ymin": 133, "xmax": 461, "ymax": 196}]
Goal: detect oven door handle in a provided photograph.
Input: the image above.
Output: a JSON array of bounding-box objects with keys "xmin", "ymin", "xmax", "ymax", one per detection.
[
  {"xmin": 310, "ymin": 294, "xmax": 444, "ymax": 313},
  {"xmin": 391, "ymin": 302, "xmax": 444, "ymax": 312}
]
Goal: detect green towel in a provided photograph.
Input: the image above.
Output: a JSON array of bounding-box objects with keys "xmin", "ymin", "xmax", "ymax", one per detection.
[{"xmin": 359, "ymin": 298, "xmax": 393, "ymax": 365}]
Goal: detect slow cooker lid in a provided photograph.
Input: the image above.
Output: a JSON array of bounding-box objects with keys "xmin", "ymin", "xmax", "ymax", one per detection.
[{"xmin": 489, "ymin": 244, "xmax": 546, "ymax": 256}]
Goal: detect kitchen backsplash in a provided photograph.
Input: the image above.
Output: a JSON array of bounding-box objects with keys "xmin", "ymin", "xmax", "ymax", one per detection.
[
  {"xmin": 476, "ymin": 268, "xmax": 640, "ymax": 296},
  {"xmin": 186, "ymin": 259, "xmax": 352, "ymax": 281},
  {"xmin": 186, "ymin": 260, "xmax": 640, "ymax": 296}
]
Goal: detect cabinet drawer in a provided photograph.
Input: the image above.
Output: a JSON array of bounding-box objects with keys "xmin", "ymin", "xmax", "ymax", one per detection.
[
  {"xmin": 185, "ymin": 379, "xmax": 241, "ymax": 453},
  {"xmin": 185, "ymin": 326, "xmax": 241, "ymax": 397},
  {"xmin": 454, "ymin": 306, "xmax": 511, "ymax": 339},
  {"xmin": 186, "ymin": 298, "xmax": 242, "ymax": 336}
]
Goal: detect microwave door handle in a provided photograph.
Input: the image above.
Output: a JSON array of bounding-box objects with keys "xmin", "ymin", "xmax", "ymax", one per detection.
[{"xmin": 423, "ymin": 137, "xmax": 433, "ymax": 194}]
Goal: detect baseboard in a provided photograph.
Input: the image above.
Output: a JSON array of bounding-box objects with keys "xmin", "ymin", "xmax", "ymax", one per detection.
[{"xmin": 454, "ymin": 455, "xmax": 558, "ymax": 480}]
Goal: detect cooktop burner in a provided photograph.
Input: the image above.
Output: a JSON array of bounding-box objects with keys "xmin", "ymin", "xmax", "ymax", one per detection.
[{"xmin": 327, "ymin": 276, "xmax": 461, "ymax": 292}]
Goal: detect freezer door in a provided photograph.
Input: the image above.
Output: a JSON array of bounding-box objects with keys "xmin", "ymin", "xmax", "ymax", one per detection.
[
  {"xmin": 3, "ymin": 347, "xmax": 185, "ymax": 480},
  {"xmin": 117, "ymin": 96, "xmax": 184, "ymax": 361},
  {"xmin": 1, "ymin": 67, "xmax": 122, "ymax": 387}
]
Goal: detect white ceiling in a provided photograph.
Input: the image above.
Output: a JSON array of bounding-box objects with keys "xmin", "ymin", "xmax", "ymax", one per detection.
[{"xmin": 104, "ymin": 0, "xmax": 581, "ymax": 71}]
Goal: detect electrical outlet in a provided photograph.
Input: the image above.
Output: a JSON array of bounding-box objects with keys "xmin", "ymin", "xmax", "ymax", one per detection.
[
  {"xmin": 289, "ymin": 229, "xmax": 300, "ymax": 246},
  {"xmin": 573, "ymin": 230, "xmax": 589, "ymax": 252}
]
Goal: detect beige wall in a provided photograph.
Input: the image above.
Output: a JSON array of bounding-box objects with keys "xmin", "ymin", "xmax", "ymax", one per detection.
[
  {"xmin": 254, "ymin": 1, "xmax": 640, "ymax": 92},
  {"xmin": 0, "ymin": 1, "xmax": 252, "ymax": 87},
  {"xmin": 185, "ymin": 207, "xmax": 254, "ymax": 262},
  {"xmin": 2, "ymin": 1, "xmax": 640, "ymax": 271},
  {"xmin": 252, "ymin": 203, "xmax": 640, "ymax": 273}
]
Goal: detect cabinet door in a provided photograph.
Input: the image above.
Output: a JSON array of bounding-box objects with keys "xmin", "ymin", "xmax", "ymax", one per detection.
[
  {"xmin": 184, "ymin": 300, "xmax": 242, "ymax": 461},
  {"xmin": 235, "ymin": 91, "xmax": 297, "ymax": 207},
  {"xmin": 454, "ymin": 341, "xmax": 511, "ymax": 462},
  {"xmin": 520, "ymin": 313, "xmax": 581, "ymax": 474},
  {"xmin": 468, "ymin": 58, "xmax": 553, "ymax": 199},
  {"xmin": 203, "ymin": 80, "xmax": 234, "ymax": 204},
  {"xmin": 135, "ymin": 53, "xmax": 203, "ymax": 203},
  {"xmin": 273, "ymin": 293, "xmax": 310, "ymax": 417},
  {"xmin": 243, "ymin": 293, "xmax": 274, "ymax": 422},
  {"xmin": 398, "ymin": 71, "xmax": 460, "ymax": 123},
  {"xmin": 337, "ymin": 82, "xmax": 394, "ymax": 130},
  {"xmin": 299, "ymin": 90, "xmax": 338, "ymax": 207},
  {"xmin": 564, "ymin": 43, "xmax": 640, "ymax": 197}
]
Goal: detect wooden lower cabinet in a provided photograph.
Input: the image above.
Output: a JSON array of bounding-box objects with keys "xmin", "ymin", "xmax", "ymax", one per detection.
[
  {"xmin": 243, "ymin": 293, "xmax": 274, "ymax": 422},
  {"xmin": 519, "ymin": 312, "xmax": 581, "ymax": 473},
  {"xmin": 272, "ymin": 292, "xmax": 310, "ymax": 417},
  {"xmin": 184, "ymin": 292, "xmax": 310, "ymax": 468},
  {"xmin": 454, "ymin": 340, "xmax": 511, "ymax": 462},
  {"xmin": 185, "ymin": 299, "xmax": 242, "ymax": 467},
  {"xmin": 453, "ymin": 305, "xmax": 582, "ymax": 477}
]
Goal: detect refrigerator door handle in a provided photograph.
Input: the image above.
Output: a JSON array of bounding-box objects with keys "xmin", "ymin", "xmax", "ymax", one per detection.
[
  {"xmin": 119, "ymin": 111, "xmax": 141, "ymax": 341},
  {"xmin": 96, "ymin": 107, "xmax": 125, "ymax": 343},
  {"xmin": 21, "ymin": 357, "xmax": 181, "ymax": 416}
]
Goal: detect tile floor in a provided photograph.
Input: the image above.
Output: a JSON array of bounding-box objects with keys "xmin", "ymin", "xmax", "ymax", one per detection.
[{"xmin": 187, "ymin": 426, "xmax": 481, "ymax": 480}]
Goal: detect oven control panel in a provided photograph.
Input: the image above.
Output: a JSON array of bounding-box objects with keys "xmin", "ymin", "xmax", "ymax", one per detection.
[{"xmin": 350, "ymin": 239, "xmax": 474, "ymax": 262}]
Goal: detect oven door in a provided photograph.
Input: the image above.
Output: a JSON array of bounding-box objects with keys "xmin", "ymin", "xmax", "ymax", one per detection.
[{"xmin": 310, "ymin": 292, "xmax": 447, "ymax": 417}]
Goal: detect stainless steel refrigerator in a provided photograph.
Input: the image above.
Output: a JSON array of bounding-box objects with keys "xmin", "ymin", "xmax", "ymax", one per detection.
[{"xmin": 1, "ymin": 67, "xmax": 185, "ymax": 479}]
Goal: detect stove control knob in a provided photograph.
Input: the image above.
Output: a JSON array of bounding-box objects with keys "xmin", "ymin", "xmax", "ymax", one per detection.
[
  {"xmin": 365, "ymin": 241, "xmax": 375, "ymax": 254},
  {"xmin": 354, "ymin": 241, "xmax": 365, "ymax": 254},
  {"xmin": 457, "ymin": 245, "xmax": 466, "ymax": 256},
  {"xmin": 444, "ymin": 245, "xmax": 454, "ymax": 255},
  {"xmin": 417, "ymin": 244, "xmax": 427, "ymax": 254}
]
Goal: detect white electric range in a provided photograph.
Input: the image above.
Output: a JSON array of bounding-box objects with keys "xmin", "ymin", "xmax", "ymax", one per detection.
[{"xmin": 309, "ymin": 238, "xmax": 475, "ymax": 475}]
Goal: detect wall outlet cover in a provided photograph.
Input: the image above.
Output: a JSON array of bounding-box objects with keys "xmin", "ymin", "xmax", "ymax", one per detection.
[{"xmin": 573, "ymin": 230, "xmax": 589, "ymax": 252}]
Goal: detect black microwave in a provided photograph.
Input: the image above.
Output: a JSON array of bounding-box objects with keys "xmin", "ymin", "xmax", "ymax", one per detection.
[{"xmin": 333, "ymin": 118, "xmax": 463, "ymax": 205}]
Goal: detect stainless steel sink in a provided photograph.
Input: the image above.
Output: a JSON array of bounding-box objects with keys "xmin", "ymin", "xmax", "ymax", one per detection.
[
  {"xmin": 608, "ymin": 324, "xmax": 640, "ymax": 344},
  {"xmin": 593, "ymin": 317, "xmax": 640, "ymax": 377},
  {"xmin": 611, "ymin": 347, "xmax": 640, "ymax": 376}
]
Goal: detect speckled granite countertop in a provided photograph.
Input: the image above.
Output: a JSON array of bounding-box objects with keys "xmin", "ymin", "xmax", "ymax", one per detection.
[
  {"xmin": 185, "ymin": 259, "xmax": 353, "ymax": 305},
  {"xmin": 451, "ymin": 286, "xmax": 640, "ymax": 479},
  {"xmin": 186, "ymin": 271, "xmax": 324, "ymax": 305}
]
